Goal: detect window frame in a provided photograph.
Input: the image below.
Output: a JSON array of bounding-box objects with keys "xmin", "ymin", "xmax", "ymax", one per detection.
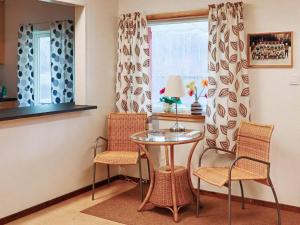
[
  {"xmin": 33, "ymin": 30, "xmax": 51, "ymax": 105},
  {"xmin": 148, "ymin": 17, "xmax": 209, "ymax": 113}
]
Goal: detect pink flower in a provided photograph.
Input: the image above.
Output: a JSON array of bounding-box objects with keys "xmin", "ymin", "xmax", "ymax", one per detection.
[
  {"xmin": 188, "ymin": 89, "xmax": 194, "ymax": 96},
  {"xmin": 160, "ymin": 88, "xmax": 165, "ymax": 95}
]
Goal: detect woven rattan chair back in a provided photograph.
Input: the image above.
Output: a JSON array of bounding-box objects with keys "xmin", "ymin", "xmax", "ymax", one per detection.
[
  {"xmin": 235, "ymin": 121, "xmax": 274, "ymax": 177},
  {"xmin": 107, "ymin": 113, "xmax": 147, "ymax": 152}
]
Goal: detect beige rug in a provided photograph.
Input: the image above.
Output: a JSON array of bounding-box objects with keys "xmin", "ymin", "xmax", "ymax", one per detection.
[{"xmin": 82, "ymin": 185, "xmax": 300, "ymax": 225}]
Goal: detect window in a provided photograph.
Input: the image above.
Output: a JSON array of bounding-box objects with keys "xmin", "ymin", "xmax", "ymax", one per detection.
[
  {"xmin": 33, "ymin": 30, "xmax": 51, "ymax": 104},
  {"xmin": 149, "ymin": 19, "xmax": 208, "ymax": 113}
]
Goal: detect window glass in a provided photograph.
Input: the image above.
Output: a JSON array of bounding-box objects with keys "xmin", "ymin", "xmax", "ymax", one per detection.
[
  {"xmin": 150, "ymin": 19, "xmax": 208, "ymax": 112},
  {"xmin": 33, "ymin": 31, "xmax": 51, "ymax": 104}
]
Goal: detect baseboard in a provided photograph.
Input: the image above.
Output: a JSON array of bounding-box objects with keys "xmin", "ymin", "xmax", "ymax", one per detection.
[
  {"xmin": 119, "ymin": 175, "xmax": 300, "ymax": 214},
  {"xmin": 1, "ymin": 175, "xmax": 299, "ymax": 225},
  {"xmin": 0, "ymin": 175, "xmax": 121, "ymax": 225}
]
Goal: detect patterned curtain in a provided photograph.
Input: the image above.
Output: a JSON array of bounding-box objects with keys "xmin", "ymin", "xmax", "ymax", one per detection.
[
  {"xmin": 50, "ymin": 20, "xmax": 74, "ymax": 104},
  {"xmin": 205, "ymin": 2, "xmax": 250, "ymax": 152},
  {"xmin": 116, "ymin": 12, "xmax": 151, "ymax": 114},
  {"xmin": 17, "ymin": 24, "xmax": 34, "ymax": 107}
]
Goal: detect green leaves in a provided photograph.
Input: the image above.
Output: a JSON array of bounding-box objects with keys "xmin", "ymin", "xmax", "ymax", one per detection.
[{"xmin": 160, "ymin": 97, "xmax": 182, "ymax": 105}]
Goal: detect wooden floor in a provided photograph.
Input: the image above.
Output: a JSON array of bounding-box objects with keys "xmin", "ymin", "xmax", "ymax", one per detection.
[
  {"xmin": 8, "ymin": 180, "xmax": 135, "ymax": 225},
  {"xmin": 7, "ymin": 180, "xmax": 300, "ymax": 225}
]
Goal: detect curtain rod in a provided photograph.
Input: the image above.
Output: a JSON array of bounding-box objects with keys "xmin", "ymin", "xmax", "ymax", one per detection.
[{"xmin": 146, "ymin": 9, "xmax": 209, "ymax": 21}]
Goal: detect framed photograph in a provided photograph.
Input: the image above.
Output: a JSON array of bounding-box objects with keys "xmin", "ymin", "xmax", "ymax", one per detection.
[{"xmin": 247, "ymin": 31, "xmax": 293, "ymax": 68}]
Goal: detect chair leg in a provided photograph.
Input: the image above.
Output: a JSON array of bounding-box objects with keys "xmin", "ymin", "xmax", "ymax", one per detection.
[
  {"xmin": 268, "ymin": 176, "xmax": 281, "ymax": 225},
  {"xmin": 228, "ymin": 179, "xmax": 232, "ymax": 225},
  {"xmin": 239, "ymin": 180, "xmax": 245, "ymax": 209},
  {"xmin": 107, "ymin": 165, "xmax": 110, "ymax": 184},
  {"xmin": 196, "ymin": 178, "xmax": 200, "ymax": 217},
  {"xmin": 92, "ymin": 163, "xmax": 96, "ymax": 200},
  {"xmin": 146, "ymin": 158, "xmax": 151, "ymax": 183},
  {"xmin": 138, "ymin": 148, "xmax": 143, "ymax": 202}
]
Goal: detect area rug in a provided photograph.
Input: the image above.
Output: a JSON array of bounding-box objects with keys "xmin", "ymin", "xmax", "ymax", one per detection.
[{"xmin": 82, "ymin": 185, "xmax": 300, "ymax": 225}]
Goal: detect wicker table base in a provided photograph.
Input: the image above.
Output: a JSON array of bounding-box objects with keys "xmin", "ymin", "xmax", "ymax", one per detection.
[{"xmin": 149, "ymin": 166, "xmax": 193, "ymax": 207}]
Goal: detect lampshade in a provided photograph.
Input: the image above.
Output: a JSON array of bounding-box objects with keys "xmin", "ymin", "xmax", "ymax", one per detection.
[{"xmin": 164, "ymin": 75, "xmax": 185, "ymax": 98}]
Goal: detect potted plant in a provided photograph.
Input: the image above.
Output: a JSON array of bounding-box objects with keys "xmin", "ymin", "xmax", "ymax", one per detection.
[
  {"xmin": 186, "ymin": 79, "xmax": 208, "ymax": 115},
  {"xmin": 159, "ymin": 87, "xmax": 182, "ymax": 113}
]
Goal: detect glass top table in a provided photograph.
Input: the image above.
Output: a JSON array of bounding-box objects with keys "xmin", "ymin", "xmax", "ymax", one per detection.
[
  {"xmin": 130, "ymin": 129, "xmax": 204, "ymax": 222},
  {"xmin": 130, "ymin": 129, "xmax": 202, "ymax": 145}
]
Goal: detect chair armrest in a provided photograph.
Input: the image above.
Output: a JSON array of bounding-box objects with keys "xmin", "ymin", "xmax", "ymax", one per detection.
[
  {"xmin": 198, "ymin": 147, "xmax": 235, "ymax": 167},
  {"xmin": 228, "ymin": 156, "xmax": 270, "ymax": 179},
  {"xmin": 94, "ymin": 136, "xmax": 108, "ymax": 157},
  {"xmin": 96, "ymin": 136, "xmax": 108, "ymax": 143},
  {"xmin": 231, "ymin": 156, "xmax": 270, "ymax": 167}
]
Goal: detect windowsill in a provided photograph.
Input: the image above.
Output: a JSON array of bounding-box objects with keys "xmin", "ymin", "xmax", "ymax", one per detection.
[
  {"xmin": 152, "ymin": 112, "xmax": 205, "ymax": 123},
  {"xmin": 0, "ymin": 103, "xmax": 97, "ymax": 122}
]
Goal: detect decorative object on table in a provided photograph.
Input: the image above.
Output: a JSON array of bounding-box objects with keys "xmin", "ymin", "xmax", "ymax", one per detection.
[
  {"xmin": 164, "ymin": 75, "xmax": 185, "ymax": 132},
  {"xmin": 186, "ymin": 79, "xmax": 208, "ymax": 115},
  {"xmin": 248, "ymin": 31, "xmax": 293, "ymax": 68},
  {"xmin": 159, "ymin": 87, "xmax": 181, "ymax": 113},
  {"xmin": 162, "ymin": 102, "xmax": 173, "ymax": 113}
]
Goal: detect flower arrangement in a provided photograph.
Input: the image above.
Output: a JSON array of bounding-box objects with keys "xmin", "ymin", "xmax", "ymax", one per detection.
[
  {"xmin": 159, "ymin": 88, "xmax": 182, "ymax": 105},
  {"xmin": 186, "ymin": 79, "xmax": 208, "ymax": 102}
]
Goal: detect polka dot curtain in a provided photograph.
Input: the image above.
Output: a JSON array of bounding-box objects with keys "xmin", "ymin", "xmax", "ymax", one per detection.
[
  {"xmin": 115, "ymin": 12, "xmax": 152, "ymax": 114},
  {"xmin": 17, "ymin": 24, "xmax": 34, "ymax": 107},
  {"xmin": 50, "ymin": 20, "xmax": 74, "ymax": 104},
  {"xmin": 205, "ymin": 2, "xmax": 251, "ymax": 152}
]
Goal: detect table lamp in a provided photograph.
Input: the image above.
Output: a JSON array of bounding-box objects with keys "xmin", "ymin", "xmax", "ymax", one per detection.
[{"xmin": 165, "ymin": 75, "xmax": 185, "ymax": 132}]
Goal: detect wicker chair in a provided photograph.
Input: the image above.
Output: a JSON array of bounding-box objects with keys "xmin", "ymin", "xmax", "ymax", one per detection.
[
  {"xmin": 92, "ymin": 112, "xmax": 149, "ymax": 201},
  {"xmin": 193, "ymin": 121, "xmax": 281, "ymax": 225}
]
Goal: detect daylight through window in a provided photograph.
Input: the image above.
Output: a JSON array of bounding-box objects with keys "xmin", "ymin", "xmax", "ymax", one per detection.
[
  {"xmin": 33, "ymin": 30, "xmax": 52, "ymax": 104},
  {"xmin": 149, "ymin": 19, "xmax": 208, "ymax": 113}
]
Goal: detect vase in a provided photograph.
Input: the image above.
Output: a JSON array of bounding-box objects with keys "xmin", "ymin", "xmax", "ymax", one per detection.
[
  {"xmin": 191, "ymin": 101, "xmax": 202, "ymax": 115},
  {"xmin": 163, "ymin": 103, "xmax": 173, "ymax": 113}
]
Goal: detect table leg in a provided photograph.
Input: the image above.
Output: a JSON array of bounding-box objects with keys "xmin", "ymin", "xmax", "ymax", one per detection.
[
  {"xmin": 187, "ymin": 140, "xmax": 201, "ymax": 197},
  {"xmin": 137, "ymin": 143, "xmax": 155, "ymax": 212},
  {"xmin": 164, "ymin": 145, "xmax": 170, "ymax": 166},
  {"xmin": 170, "ymin": 145, "xmax": 178, "ymax": 222}
]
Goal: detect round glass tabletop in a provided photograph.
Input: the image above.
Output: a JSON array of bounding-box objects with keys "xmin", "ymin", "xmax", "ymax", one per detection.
[{"xmin": 130, "ymin": 129, "xmax": 203, "ymax": 145}]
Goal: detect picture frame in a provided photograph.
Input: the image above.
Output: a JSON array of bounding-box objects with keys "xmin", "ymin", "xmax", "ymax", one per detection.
[{"xmin": 247, "ymin": 31, "xmax": 293, "ymax": 68}]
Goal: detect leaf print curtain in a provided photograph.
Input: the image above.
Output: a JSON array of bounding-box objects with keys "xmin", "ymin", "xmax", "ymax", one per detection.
[
  {"xmin": 50, "ymin": 20, "xmax": 74, "ymax": 104},
  {"xmin": 116, "ymin": 12, "xmax": 152, "ymax": 114},
  {"xmin": 17, "ymin": 24, "xmax": 34, "ymax": 107},
  {"xmin": 205, "ymin": 2, "xmax": 250, "ymax": 152}
]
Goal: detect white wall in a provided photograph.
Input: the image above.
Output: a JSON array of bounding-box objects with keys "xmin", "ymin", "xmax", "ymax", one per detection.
[
  {"xmin": 1, "ymin": 0, "xmax": 299, "ymax": 218},
  {"xmin": 0, "ymin": 0, "xmax": 119, "ymax": 218},
  {"xmin": 119, "ymin": 0, "xmax": 300, "ymax": 207},
  {"xmin": 0, "ymin": 0, "xmax": 74, "ymax": 98}
]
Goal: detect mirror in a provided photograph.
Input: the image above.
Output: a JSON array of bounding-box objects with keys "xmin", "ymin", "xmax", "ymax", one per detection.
[{"xmin": 0, "ymin": 0, "xmax": 75, "ymax": 109}]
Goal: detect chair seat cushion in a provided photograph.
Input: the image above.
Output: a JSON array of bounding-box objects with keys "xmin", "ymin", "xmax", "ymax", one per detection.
[
  {"xmin": 193, "ymin": 167, "xmax": 266, "ymax": 187},
  {"xmin": 94, "ymin": 151, "xmax": 144, "ymax": 165}
]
